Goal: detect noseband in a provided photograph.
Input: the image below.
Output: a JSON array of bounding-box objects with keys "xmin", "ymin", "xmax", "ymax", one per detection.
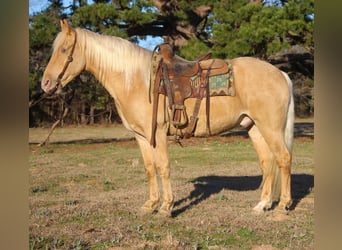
[{"xmin": 55, "ymin": 30, "xmax": 77, "ymax": 91}]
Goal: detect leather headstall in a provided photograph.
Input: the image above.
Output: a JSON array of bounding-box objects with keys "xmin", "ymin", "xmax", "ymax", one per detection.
[{"xmin": 54, "ymin": 30, "xmax": 77, "ymax": 92}]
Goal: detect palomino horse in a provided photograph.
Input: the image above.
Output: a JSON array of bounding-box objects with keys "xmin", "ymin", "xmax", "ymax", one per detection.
[{"xmin": 41, "ymin": 20, "xmax": 294, "ymax": 216}]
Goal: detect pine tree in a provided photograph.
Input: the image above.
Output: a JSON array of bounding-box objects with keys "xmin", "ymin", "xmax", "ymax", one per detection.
[{"xmin": 29, "ymin": 0, "xmax": 314, "ymax": 126}]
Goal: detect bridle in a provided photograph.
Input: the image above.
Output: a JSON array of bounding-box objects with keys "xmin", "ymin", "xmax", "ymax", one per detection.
[{"xmin": 54, "ymin": 30, "xmax": 77, "ymax": 92}]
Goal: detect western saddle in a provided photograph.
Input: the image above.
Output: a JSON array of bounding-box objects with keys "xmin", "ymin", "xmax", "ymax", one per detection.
[{"xmin": 150, "ymin": 43, "xmax": 233, "ymax": 147}]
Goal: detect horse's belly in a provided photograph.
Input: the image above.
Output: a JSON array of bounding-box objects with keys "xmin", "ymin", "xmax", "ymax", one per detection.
[
  {"xmin": 167, "ymin": 120, "xmax": 237, "ymax": 137},
  {"xmin": 193, "ymin": 118, "xmax": 238, "ymax": 137}
]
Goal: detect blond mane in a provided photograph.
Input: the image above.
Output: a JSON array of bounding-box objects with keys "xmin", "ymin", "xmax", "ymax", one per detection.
[{"xmin": 55, "ymin": 28, "xmax": 152, "ymax": 90}]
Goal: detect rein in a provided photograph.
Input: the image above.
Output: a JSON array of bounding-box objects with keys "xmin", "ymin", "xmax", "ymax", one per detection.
[{"xmin": 55, "ymin": 30, "xmax": 77, "ymax": 92}]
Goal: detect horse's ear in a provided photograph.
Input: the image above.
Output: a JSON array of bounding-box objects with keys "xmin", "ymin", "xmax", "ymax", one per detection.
[{"xmin": 60, "ymin": 19, "xmax": 73, "ymax": 34}]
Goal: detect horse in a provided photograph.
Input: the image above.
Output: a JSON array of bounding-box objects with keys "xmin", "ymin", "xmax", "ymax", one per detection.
[{"xmin": 41, "ymin": 20, "xmax": 294, "ymax": 216}]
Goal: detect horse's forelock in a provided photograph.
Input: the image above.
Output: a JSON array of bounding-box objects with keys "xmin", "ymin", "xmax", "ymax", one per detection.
[{"xmin": 52, "ymin": 31, "xmax": 67, "ymax": 51}]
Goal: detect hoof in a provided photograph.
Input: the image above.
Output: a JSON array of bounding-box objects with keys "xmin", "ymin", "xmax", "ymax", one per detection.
[
  {"xmin": 278, "ymin": 200, "xmax": 292, "ymax": 213},
  {"xmin": 158, "ymin": 202, "xmax": 173, "ymax": 217},
  {"xmin": 253, "ymin": 200, "xmax": 272, "ymax": 213},
  {"xmin": 140, "ymin": 200, "xmax": 159, "ymax": 214}
]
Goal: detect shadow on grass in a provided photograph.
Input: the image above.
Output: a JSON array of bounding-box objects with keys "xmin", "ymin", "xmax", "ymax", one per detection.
[
  {"xmin": 29, "ymin": 137, "xmax": 136, "ymax": 145},
  {"xmin": 172, "ymin": 173, "xmax": 314, "ymax": 217},
  {"xmin": 221, "ymin": 121, "xmax": 314, "ymax": 139}
]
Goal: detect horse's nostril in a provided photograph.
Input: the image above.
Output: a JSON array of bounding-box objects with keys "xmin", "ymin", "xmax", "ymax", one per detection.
[{"xmin": 44, "ymin": 79, "xmax": 50, "ymax": 86}]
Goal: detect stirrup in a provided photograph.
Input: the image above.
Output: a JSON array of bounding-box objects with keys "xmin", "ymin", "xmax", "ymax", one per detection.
[{"xmin": 171, "ymin": 104, "xmax": 188, "ymax": 128}]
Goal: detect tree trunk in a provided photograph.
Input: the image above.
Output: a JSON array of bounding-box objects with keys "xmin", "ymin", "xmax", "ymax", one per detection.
[
  {"xmin": 152, "ymin": 0, "xmax": 212, "ymax": 47},
  {"xmin": 107, "ymin": 102, "xmax": 112, "ymax": 124},
  {"xmin": 80, "ymin": 101, "xmax": 87, "ymax": 125},
  {"xmin": 89, "ymin": 104, "xmax": 95, "ymax": 125}
]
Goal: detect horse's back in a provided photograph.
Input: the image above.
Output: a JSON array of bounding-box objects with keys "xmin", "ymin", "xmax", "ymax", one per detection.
[
  {"xmin": 230, "ymin": 57, "xmax": 290, "ymax": 98},
  {"xmin": 231, "ymin": 57, "xmax": 285, "ymax": 80}
]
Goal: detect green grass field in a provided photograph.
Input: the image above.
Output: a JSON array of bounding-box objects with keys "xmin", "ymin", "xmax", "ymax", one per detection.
[{"xmin": 29, "ymin": 124, "xmax": 314, "ymax": 249}]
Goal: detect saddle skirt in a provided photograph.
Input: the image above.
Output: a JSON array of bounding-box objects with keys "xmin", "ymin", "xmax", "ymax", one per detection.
[{"xmin": 150, "ymin": 44, "xmax": 235, "ymax": 102}]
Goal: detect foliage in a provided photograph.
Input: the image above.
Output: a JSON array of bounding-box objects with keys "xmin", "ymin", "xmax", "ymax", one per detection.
[
  {"xmin": 195, "ymin": 0, "xmax": 314, "ymax": 59},
  {"xmin": 29, "ymin": 14, "xmax": 59, "ymax": 49},
  {"xmin": 29, "ymin": 0, "xmax": 314, "ymax": 127},
  {"xmin": 178, "ymin": 39, "xmax": 210, "ymax": 60}
]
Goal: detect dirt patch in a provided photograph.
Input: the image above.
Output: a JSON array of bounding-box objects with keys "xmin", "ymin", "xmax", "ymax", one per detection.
[{"xmin": 251, "ymin": 245, "xmax": 279, "ymax": 250}]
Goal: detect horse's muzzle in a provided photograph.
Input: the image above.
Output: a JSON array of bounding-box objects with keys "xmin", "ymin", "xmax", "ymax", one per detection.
[{"xmin": 42, "ymin": 79, "xmax": 61, "ymax": 95}]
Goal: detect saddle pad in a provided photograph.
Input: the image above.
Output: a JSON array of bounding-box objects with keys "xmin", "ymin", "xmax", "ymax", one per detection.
[
  {"xmin": 190, "ymin": 62, "xmax": 235, "ymax": 97},
  {"xmin": 209, "ymin": 73, "xmax": 234, "ymax": 96}
]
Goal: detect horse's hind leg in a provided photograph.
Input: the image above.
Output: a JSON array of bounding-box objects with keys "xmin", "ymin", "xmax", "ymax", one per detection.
[
  {"xmin": 135, "ymin": 135, "xmax": 160, "ymax": 214},
  {"xmin": 256, "ymin": 126, "xmax": 292, "ymax": 211},
  {"xmin": 248, "ymin": 125, "xmax": 281, "ymax": 212}
]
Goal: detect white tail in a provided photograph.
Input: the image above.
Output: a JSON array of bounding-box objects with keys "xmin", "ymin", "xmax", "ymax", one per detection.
[
  {"xmin": 282, "ymin": 71, "xmax": 295, "ymax": 152},
  {"xmin": 271, "ymin": 71, "xmax": 294, "ymax": 203}
]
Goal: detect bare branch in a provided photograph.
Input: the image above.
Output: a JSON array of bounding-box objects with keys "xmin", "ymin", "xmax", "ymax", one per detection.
[{"xmin": 38, "ymin": 107, "xmax": 69, "ymax": 147}]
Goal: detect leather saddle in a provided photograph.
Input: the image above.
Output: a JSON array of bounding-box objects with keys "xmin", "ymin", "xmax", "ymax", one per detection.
[{"xmin": 150, "ymin": 43, "xmax": 230, "ymax": 147}]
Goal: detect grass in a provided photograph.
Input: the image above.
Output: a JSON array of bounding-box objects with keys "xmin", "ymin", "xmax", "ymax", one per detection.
[{"xmin": 29, "ymin": 125, "xmax": 314, "ymax": 249}]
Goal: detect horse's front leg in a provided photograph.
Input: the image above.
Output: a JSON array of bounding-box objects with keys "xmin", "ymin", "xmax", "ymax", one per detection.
[
  {"xmin": 153, "ymin": 128, "xmax": 174, "ymax": 216},
  {"xmin": 135, "ymin": 135, "xmax": 160, "ymax": 214}
]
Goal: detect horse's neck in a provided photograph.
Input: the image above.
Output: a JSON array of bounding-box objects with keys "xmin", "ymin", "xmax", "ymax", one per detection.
[
  {"xmin": 79, "ymin": 30, "xmax": 153, "ymax": 132},
  {"xmin": 81, "ymin": 30, "xmax": 150, "ymax": 99},
  {"xmin": 82, "ymin": 37, "xmax": 122, "ymax": 85}
]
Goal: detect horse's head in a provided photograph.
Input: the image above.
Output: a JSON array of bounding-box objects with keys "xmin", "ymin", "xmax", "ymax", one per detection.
[{"xmin": 41, "ymin": 20, "xmax": 85, "ymax": 94}]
